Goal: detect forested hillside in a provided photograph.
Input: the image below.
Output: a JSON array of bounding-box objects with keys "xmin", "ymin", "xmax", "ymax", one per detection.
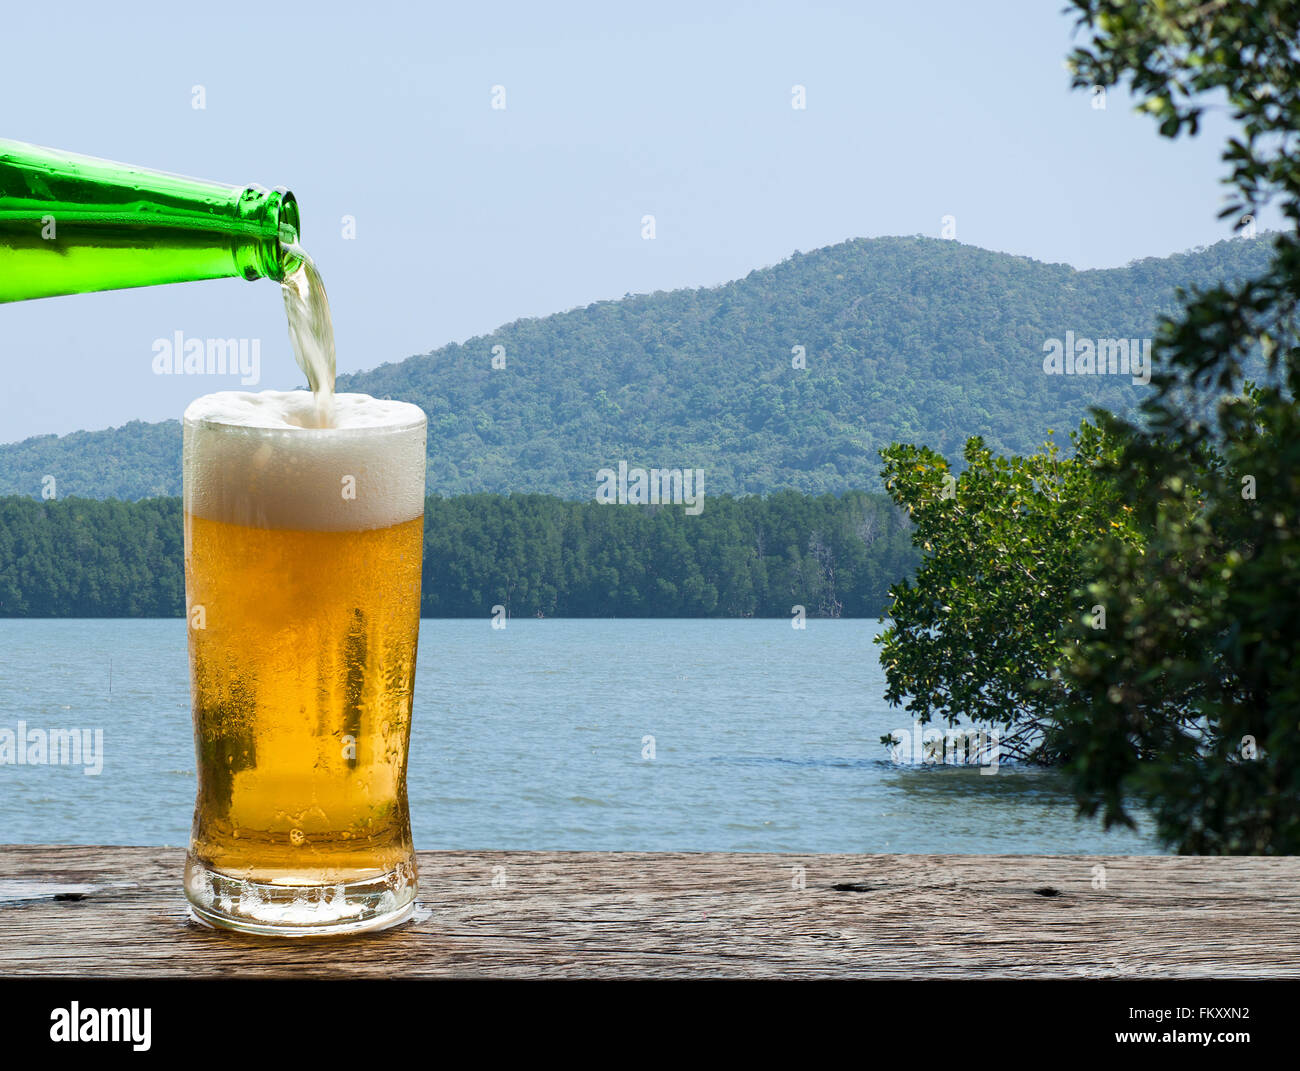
[
  {"xmin": 0, "ymin": 235, "xmax": 1272, "ymax": 500},
  {"xmin": 0, "ymin": 490, "xmax": 915, "ymax": 617}
]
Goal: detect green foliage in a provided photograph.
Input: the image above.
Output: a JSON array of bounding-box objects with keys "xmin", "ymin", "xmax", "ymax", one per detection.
[
  {"xmin": 876, "ymin": 422, "xmax": 1140, "ymax": 762},
  {"xmin": 0, "ymin": 236, "xmax": 1275, "ymax": 501},
  {"xmin": 0, "ymin": 496, "xmax": 184, "ymax": 616},
  {"xmin": 1054, "ymin": 392, "xmax": 1300, "ymax": 852},
  {"xmin": 0, "ymin": 491, "xmax": 917, "ymax": 619},
  {"xmin": 0, "ymin": 420, "xmax": 183, "ymax": 501},
  {"xmin": 1044, "ymin": 0, "xmax": 1300, "ymax": 853}
]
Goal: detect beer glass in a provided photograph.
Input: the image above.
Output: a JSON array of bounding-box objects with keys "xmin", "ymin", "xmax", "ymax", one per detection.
[{"xmin": 181, "ymin": 390, "xmax": 426, "ymax": 935}]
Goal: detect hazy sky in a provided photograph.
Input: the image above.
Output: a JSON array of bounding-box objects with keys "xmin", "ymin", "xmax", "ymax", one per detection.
[{"xmin": 0, "ymin": 0, "xmax": 1278, "ymax": 442}]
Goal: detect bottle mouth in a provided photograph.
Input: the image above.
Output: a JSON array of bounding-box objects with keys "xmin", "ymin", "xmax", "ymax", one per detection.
[
  {"xmin": 234, "ymin": 185, "xmax": 303, "ymax": 282},
  {"xmin": 272, "ymin": 189, "xmax": 303, "ymax": 278}
]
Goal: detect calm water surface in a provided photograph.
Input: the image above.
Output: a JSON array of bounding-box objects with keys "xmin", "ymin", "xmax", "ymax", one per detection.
[{"xmin": 0, "ymin": 619, "xmax": 1160, "ymax": 853}]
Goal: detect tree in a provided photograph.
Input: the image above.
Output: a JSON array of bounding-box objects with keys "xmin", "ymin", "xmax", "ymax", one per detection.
[
  {"xmin": 1052, "ymin": 0, "xmax": 1300, "ymax": 852},
  {"xmin": 876, "ymin": 422, "xmax": 1140, "ymax": 763}
]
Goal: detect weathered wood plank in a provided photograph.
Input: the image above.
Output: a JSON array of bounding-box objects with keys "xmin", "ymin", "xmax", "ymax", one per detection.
[{"xmin": 1, "ymin": 846, "xmax": 1297, "ymax": 978}]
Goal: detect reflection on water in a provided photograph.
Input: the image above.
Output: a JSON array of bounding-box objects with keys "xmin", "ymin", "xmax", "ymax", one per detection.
[
  {"xmin": 0, "ymin": 619, "xmax": 1162, "ymax": 853},
  {"xmin": 884, "ymin": 764, "xmax": 1078, "ymax": 799},
  {"xmin": 709, "ymin": 756, "xmax": 884, "ymax": 769}
]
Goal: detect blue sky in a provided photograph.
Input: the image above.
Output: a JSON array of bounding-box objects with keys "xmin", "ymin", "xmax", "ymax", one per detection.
[{"xmin": 0, "ymin": 0, "xmax": 1278, "ymax": 441}]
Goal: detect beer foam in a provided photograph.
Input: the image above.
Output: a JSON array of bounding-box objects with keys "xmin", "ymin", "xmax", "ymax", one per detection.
[{"xmin": 184, "ymin": 390, "xmax": 427, "ymax": 531}]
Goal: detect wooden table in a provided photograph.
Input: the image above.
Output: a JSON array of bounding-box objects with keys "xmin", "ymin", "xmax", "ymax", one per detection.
[{"xmin": 2, "ymin": 846, "xmax": 1297, "ymax": 977}]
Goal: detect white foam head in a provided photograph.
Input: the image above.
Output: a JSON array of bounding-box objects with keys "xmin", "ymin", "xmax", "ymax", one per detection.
[{"xmin": 183, "ymin": 390, "xmax": 427, "ymax": 531}]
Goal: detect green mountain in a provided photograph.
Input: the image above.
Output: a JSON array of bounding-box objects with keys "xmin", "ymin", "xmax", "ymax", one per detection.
[{"xmin": 0, "ymin": 235, "xmax": 1274, "ymax": 500}]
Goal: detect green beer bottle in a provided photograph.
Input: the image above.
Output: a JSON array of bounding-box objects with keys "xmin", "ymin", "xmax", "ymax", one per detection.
[{"xmin": 0, "ymin": 139, "xmax": 301, "ymax": 303}]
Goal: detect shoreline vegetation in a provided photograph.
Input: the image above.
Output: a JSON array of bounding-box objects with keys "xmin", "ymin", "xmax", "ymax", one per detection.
[
  {"xmin": 854, "ymin": 0, "xmax": 1300, "ymax": 856},
  {"xmin": 0, "ymin": 490, "xmax": 917, "ymax": 619}
]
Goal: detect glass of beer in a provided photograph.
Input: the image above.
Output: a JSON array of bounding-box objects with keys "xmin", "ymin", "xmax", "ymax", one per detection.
[{"xmin": 181, "ymin": 390, "xmax": 426, "ymax": 936}]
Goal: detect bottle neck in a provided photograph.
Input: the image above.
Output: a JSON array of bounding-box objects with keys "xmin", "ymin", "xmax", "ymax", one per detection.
[
  {"xmin": 232, "ymin": 186, "xmax": 302, "ymax": 283},
  {"xmin": 0, "ymin": 139, "xmax": 303, "ymax": 302}
]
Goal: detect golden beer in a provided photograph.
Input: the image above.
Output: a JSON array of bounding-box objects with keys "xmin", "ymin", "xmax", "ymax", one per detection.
[{"xmin": 182, "ymin": 390, "xmax": 426, "ymax": 935}]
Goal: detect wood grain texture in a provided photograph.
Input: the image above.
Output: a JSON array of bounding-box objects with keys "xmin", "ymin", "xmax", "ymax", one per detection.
[{"xmin": 1, "ymin": 846, "xmax": 1297, "ymax": 978}]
